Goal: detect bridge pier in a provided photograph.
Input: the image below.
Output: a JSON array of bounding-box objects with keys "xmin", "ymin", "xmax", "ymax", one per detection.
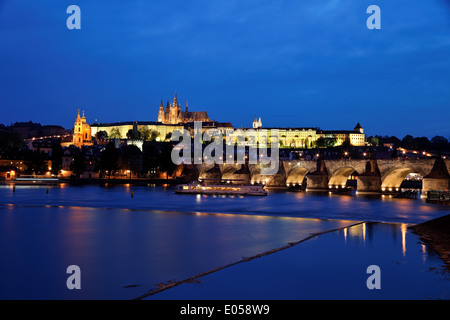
[
  {"xmin": 356, "ymin": 175, "xmax": 382, "ymax": 194},
  {"xmin": 423, "ymin": 177, "xmax": 450, "ymax": 194},
  {"xmin": 356, "ymin": 160, "xmax": 382, "ymax": 194},
  {"xmin": 305, "ymin": 160, "xmax": 329, "ymax": 191},
  {"xmin": 422, "ymin": 158, "xmax": 450, "ymax": 196},
  {"xmin": 305, "ymin": 174, "xmax": 329, "ymax": 191}
]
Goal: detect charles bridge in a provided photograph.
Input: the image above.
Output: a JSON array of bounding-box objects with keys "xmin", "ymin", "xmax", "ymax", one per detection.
[{"xmin": 179, "ymin": 158, "xmax": 450, "ymax": 195}]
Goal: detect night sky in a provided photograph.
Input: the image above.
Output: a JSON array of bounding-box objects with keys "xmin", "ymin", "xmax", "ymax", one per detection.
[{"xmin": 1, "ymin": 0, "xmax": 449, "ymax": 138}]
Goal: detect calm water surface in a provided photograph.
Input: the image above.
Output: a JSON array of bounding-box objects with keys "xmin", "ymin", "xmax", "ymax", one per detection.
[{"xmin": 0, "ymin": 184, "xmax": 449, "ymax": 299}]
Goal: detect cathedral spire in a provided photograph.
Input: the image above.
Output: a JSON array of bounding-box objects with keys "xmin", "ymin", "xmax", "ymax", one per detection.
[
  {"xmin": 186, "ymin": 99, "xmax": 189, "ymax": 112},
  {"xmin": 173, "ymin": 91, "xmax": 178, "ymax": 107},
  {"xmin": 158, "ymin": 99, "xmax": 165, "ymax": 123}
]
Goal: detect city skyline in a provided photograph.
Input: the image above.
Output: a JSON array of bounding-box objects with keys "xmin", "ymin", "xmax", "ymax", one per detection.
[
  {"xmin": 1, "ymin": 1, "xmax": 449, "ymax": 139},
  {"xmin": 1, "ymin": 95, "xmax": 446, "ymax": 141}
]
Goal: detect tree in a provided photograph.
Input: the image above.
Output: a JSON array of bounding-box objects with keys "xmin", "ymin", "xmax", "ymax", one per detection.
[
  {"xmin": 391, "ymin": 144, "xmax": 398, "ymax": 158},
  {"xmin": 120, "ymin": 145, "xmax": 143, "ymax": 177},
  {"xmin": 70, "ymin": 149, "xmax": 86, "ymax": 177},
  {"xmin": 109, "ymin": 127, "xmax": 121, "ymax": 139},
  {"xmin": 99, "ymin": 142, "xmax": 120, "ymax": 178},
  {"xmin": 149, "ymin": 130, "xmax": 160, "ymax": 141},
  {"xmin": 142, "ymin": 141, "xmax": 161, "ymax": 176},
  {"xmin": 390, "ymin": 136, "xmax": 401, "ymax": 146},
  {"xmin": 367, "ymin": 136, "xmax": 379, "ymax": 146},
  {"xmin": 140, "ymin": 126, "xmax": 150, "ymax": 141},
  {"xmin": 401, "ymin": 135, "xmax": 414, "ymax": 149},
  {"xmin": 24, "ymin": 149, "xmax": 47, "ymax": 175},
  {"xmin": 328, "ymin": 136, "xmax": 338, "ymax": 147},
  {"xmin": 304, "ymin": 138, "xmax": 309, "ymax": 149},
  {"xmin": 316, "ymin": 136, "xmax": 337, "ymax": 148},
  {"xmin": 316, "ymin": 137, "xmax": 326, "ymax": 148},
  {"xmin": 341, "ymin": 136, "xmax": 352, "ymax": 148},
  {"xmin": 411, "ymin": 137, "xmax": 430, "ymax": 150},
  {"xmin": 95, "ymin": 130, "xmax": 108, "ymax": 140},
  {"xmin": 126, "ymin": 129, "xmax": 134, "ymax": 139},
  {"xmin": 51, "ymin": 141, "xmax": 63, "ymax": 175},
  {"xmin": 159, "ymin": 143, "xmax": 177, "ymax": 179},
  {"xmin": 431, "ymin": 136, "xmax": 449, "ymax": 150},
  {"xmin": 0, "ymin": 131, "xmax": 24, "ymax": 157}
]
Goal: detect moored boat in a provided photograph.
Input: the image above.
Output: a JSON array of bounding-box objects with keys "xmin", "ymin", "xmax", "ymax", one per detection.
[
  {"xmin": 426, "ymin": 190, "xmax": 450, "ymax": 205},
  {"xmin": 175, "ymin": 181, "xmax": 267, "ymax": 196}
]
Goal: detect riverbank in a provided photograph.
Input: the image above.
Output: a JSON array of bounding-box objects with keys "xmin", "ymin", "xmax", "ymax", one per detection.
[
  {"xmin": 411, "ymin": 214, "xmax": 450, "ymax": 270},
  {"xmin": 0, "ymin": 177, "xmax": 186, "ymax": 186}
]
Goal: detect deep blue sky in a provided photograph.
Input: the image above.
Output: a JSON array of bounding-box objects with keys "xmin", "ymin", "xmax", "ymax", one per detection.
[{"xmin": 1, "ymin": 0, "xmax": 449, "ymax": 138}]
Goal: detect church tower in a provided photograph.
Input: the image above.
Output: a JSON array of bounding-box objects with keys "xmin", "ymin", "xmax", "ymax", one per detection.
[
  {"xmin": 173, "ymin": 91, "xmax": 179, "ymax": 109},
  {"xmin": 158, "ymin": 99, "xmax": 164, "ymax": 123},
  {"xmin": 354, "ymin": 122, "xmax": 364, "ymax": 134},
  {"xmin": 73, "ymin": 110, "xmax": 93, "ymax": 148},
  {"xmin": 253, "ymin": 116, "xmax": 262, "ymax": 129},
  {"xmin": 168, "ymin": 91, "xmax": 181, "ymax": 124}
]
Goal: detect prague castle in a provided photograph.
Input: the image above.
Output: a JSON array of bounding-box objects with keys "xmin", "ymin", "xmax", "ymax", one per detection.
[
  {"xmin": 227, "ymin": 122, "xmax": 365, "ymax": 148},
  {"xmin": 158, "ymin": 92, "xmax": 210, "ymax": 124},
  {"xmin": 67, "ymin": 91, "xmax": 366, "ymax": 148}
]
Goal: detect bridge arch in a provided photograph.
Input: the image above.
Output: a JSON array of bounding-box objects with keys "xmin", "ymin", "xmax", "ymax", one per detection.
[
  {"xmin": 328, "ymin": 166, "xmax": 359, "ymax": 188},
  {"xmin": 283, "ymin": 161, "xmax": 317, "ymax": 187},
  {"xmin": 286, "ymin": 167, "xmax": 309, "ymax": 186},
  {"xmin": 220, "ymin": 164, "xmax": 240, "ymax": 180},
  {"xmin": 381, "ymin": 167, "xmax": 427, "ymax": 192}
]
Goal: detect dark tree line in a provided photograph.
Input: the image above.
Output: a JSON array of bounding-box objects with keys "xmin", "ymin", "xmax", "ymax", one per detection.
[
  {"xmin": 98, "ymin": 141, "xmax": 177, "ymax": 178},
  {"xmin": 0, "ymin": 131, "xmax": 24, "ymax": 158},
  {"xmin": 367, "ymin": 135, "xmax": 450, "ymax": 152}
]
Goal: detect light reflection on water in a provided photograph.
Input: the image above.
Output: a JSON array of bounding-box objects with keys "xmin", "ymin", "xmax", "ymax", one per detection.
[
  {"xmin": 2, "ymin": 184, "xmax": 448, "ymax": 224},
  {"xmin": 0, "ymin": 202, "xmax": 356, "ymax": 299},
  {"xmin": 150, "ymin": 222, "xmax": 450, "ymax": 300},
  {"xmin": 0, "ymin": 185, "xmax": 449, "ymax": 299}
]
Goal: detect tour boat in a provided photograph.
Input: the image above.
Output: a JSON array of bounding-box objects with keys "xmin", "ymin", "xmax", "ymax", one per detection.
[{"xmin": 175, "ymin": 181, "xmax": 268, "ymax": 196}]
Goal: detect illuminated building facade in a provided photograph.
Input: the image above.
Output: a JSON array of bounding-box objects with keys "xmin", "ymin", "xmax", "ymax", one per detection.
[
  {"xmin": 158, "ymin": 92, "xmax": 211, "ymax": 124},
  {"xmin": 226, "ymin": 120, "xmax": 365, "ymax": 148},
  {"xmin": 318, "ymin": 123, "xmax": 366, "ymax": 147},
  {"xmin": 72, "ymin": 95, "xmax": 365, "ymax": 149},
  {"xmin": 90, "ymin": 121, "xmax": 184, "ymax": 142},
  {"xmin": 71, "ymin": 110, "xmax": 93, "ymax": 148}
]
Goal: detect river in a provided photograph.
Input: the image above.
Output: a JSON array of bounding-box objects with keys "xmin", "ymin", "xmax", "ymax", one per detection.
[{"xmin": 0, "ymin": 184, "xmax": 449, "ymax": 299}]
